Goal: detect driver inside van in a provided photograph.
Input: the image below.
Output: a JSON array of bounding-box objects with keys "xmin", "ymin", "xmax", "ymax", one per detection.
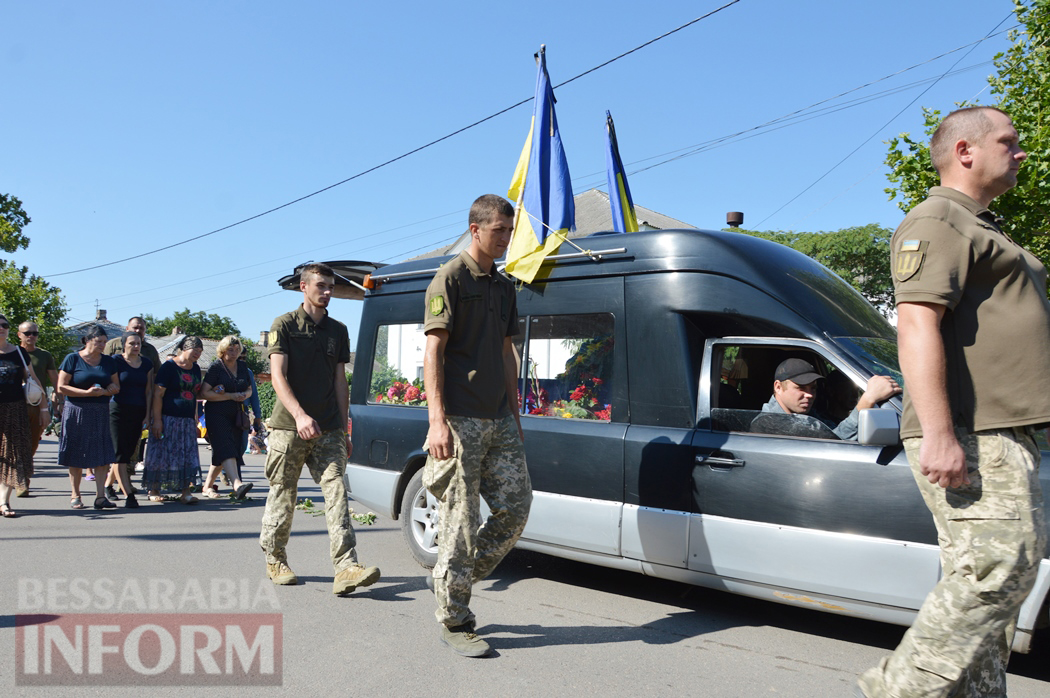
[{"xmin": 753, "ymin": 358, "xmax": 900, "ymax": 440}]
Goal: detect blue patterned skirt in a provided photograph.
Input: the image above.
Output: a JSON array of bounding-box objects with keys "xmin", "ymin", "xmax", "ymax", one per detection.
[
  {"xmin": 142, "ymin": 415, "xmax": 202, "ymax": 492},
  {"xmin": 58, "ymin": 402, "xmax": 114, "ymax": 470}
]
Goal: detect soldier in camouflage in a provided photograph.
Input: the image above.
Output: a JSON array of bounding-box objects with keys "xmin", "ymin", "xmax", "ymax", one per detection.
[
  {"xmin": 857, "ymin": 108, "xmax": 1049, "ymax": 697},
  {"xmin": 259, "ymin": 262, "xmax": 380, "ymax": 595},
  {"xmin": 422, "ymin": 194, "xmax": 532, "ymax": 658}
]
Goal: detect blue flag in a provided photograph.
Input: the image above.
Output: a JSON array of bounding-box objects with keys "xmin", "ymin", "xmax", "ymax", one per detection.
[
  {"xmin": 605, "ymin": 110, "xmax": 638, "ymax": 234},
  {"xmin": 506, "ymin": 46, "xmax": 575, "ymax": 284}
]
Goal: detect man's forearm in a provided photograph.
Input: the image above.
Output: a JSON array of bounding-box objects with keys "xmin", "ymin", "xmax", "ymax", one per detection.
[
  {"xmin": 898, "ymin": 303, "xmax": 954, "ymax": 438},
  {"xmin": 424, "ymin": 343, "xmax": 446, "ymax": 426}
]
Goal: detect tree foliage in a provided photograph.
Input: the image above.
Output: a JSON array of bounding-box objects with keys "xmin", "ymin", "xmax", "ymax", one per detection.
[
  {"xmin": 0, "ymin": 262, "xmax": 69, "ymax": 359},
  {"xmin": 0, "ymin": 193, "xmax": 68, "ymax": 358},
  {"xmin": 0, "ymin": 194, "xmax": 31, "ymax": 253},
  {"xmin": 240, "ymin": 338, "xmax": 267, "ymax": 375},
  {"xmin": 885, "ymin": 0, "xmax": 1050, "ymax": 262},
  {"xmin": 730, "ymin": 224, "xmax": 894, "ymax": 309},
  {"xmin": 141, "ymin": 308, "xmax": 240, "ymax": 339}
]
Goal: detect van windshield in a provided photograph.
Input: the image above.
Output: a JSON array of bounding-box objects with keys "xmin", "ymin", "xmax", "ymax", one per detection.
[{"xmin": 836, "ymin": 337, "xmax": 902, "ymax": 385}]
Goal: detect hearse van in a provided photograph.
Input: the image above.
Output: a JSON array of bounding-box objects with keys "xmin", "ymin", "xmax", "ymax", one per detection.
[{"xmin": 305, "ymin": 228, "xmax": 1050, "ymax": 652}]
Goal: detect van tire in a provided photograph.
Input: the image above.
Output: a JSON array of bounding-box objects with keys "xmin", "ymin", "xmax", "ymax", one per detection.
[{"xmin": 400, "ymin": 469, "xmax": 439, "ymax": 569}]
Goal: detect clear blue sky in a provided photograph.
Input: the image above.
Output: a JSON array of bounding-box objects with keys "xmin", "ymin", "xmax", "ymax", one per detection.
[{"xmin": 5, "ymin": 0, "xmax": 1020, "ymax": 347}]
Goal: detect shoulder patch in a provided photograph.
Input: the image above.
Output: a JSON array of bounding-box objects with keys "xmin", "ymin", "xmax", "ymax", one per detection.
[
  {"xmin": 894, "ymin": 240, "xmax": 928, "ymax": 283},
  {"xmin": 429, "ymin": 294, "xmax": 445, "ymax": 316},
  {"xmin": 268, "ymin": 330, "xmax": 277, "ymax": 346}
]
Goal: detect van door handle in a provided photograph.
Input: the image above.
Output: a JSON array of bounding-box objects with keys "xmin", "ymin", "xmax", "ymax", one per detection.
[{"xmin": 696, "ymin": 454, "xmax": 745, "ymax": 471}]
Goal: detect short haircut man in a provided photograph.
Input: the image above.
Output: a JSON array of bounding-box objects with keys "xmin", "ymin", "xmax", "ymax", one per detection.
[
  {"xmin": 858, "ymin": 107, "xmax": 1047, "ymax": 697},
  {"xmin": 422, "ymin": 194, "xmax": 532, "ymax": 657},
  {"xmin": 259, "ymin": 261, "xmax": 380, "ymax": 594},
  {"xmin": 18, "ymin": 321, "xmax": 59, "ymax": 478},
  {"xmin": 755, "ymin": 358, "xmax": 899, "ymax": 440}
]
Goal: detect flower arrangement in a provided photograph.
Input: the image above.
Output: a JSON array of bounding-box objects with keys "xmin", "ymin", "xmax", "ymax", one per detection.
[
  {"xmin": 375, "ymin": 380, "xmax": 428, "ymax": 406},
  {"xmin": 526, "ymin": 373, "xmax": 610, "ymax": 421}
]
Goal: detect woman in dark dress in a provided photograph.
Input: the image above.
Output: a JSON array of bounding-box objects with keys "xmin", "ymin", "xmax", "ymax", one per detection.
[
  {"xmin": 107, "ymin": 332, "xmax": 152, "ymax": 508},
  {"xmin": 200, "ymin": 335, "xmax": 253, "ymax": 500},
  {"xmin": 0, "ymin": 313, "xmax": 41, "ymax": 518},
  {"xmin": 57, "ymin": 325, "xmax": 120, "ymax": 510},
  {"xmin": 144, "ymin": 336, "xmax": 203, "ymax": 504}
]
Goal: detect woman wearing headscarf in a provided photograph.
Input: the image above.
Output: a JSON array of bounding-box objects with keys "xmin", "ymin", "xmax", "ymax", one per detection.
[
  {"xmin": 144, "ymin": 335, "xmax": 204, "ymax": 504},
  {"xmin": 57, "ymin": 325, "xmax": 120, "ymax": 510},
  {"xmin": 0, "ymin": 313, "xmax": 41, "ymax": 518},
  {"xmin": 106, "ymin": 332, "xmax": 153, "ymax": 508},
  {"xmin": 200, "ymin": 335, "xmax": 254, "ymax": 500}
]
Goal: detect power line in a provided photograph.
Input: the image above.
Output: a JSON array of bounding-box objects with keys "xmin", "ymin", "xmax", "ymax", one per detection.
[
  {"xmin": 44, "ymin": 0, "xmax": 746, "ymax": 279},
  {"xmin": 754, "ymin": 13, "xmax": 1014, "ymax": 229}
]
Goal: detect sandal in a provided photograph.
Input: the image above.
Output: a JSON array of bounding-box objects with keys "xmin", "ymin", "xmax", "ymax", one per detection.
[
  {"xmin": 204, "ymin": 488, "xmax": 222, "ymax": 499},
  {"xmin": 233, "ymin": 482, "xmax": 254, "ymax": 500},
  {"xmin": 1, "ymin": 504, "xmax": 17, "ymax": 518},
  {"xmin": 70, "ymin": 497, "xmax": 85, "ymax": 509},
  {"xmin": 179, "ymin": 494, "xmax": 199, "ymax": 505},
  {"xmin": 147, "ymin": 493, "xmax": 164, "ymax": 503}
]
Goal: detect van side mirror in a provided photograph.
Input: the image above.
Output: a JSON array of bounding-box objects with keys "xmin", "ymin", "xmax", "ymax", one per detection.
[{"xmin": 858, "ymin": 408, "xmax": 901, "ymax": 447}]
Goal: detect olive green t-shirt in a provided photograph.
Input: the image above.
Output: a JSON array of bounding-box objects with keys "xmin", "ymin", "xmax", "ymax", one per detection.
[
  {"xmin": 268, "ymin": 305, "xmax": 351, "ymax": 432},
  {"xmin": 104, "ymin": 336, "xmax": 161, "ymax": 378},
  {"xmin": 423, "ymin": 251, "xmax": 519, "ymax": 419},
  {"xmin": 26, "ymin": 348, "xmax": 57, "ymax": 388},
  {"xmin": 891, "ymin": 186, "xmax": 1050, "ymax": 437}
]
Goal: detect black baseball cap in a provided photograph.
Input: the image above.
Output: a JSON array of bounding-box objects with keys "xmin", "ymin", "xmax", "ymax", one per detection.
[{"xmin": 775, "ymin": 358, "xmax": 823, "ymax": 384}]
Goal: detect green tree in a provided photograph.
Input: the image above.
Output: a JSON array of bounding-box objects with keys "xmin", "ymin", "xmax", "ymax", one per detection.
[
  {"xmin": 729, "ymin": 224, "xmax": 894, "ymax": 309},
  {"xmin": 885, "ymin": 0, "xmax": 1050, "ymax": 262},
  {"xmin": 0, "ymin": 263, "xmax": 69, "ymax": 359},
  {"xmin": 0, "ymin": 194, "xmax": 31, "ymax": 253},
  {"xmin": 0, "ymin": 193, "xmax": 68, "ymax": 358},
  {"xmin": 141, "ymin": 308, "xmax": 240, "ymax": 338}
]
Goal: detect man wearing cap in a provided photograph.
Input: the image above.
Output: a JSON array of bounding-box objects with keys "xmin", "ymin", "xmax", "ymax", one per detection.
[
  {"xmin": 756, "ymin": 358, "xmax": 899, "ymax": 440},
  {"xmin": 857, "ymin": 107, "xmax": 1049, "ymax": 697}
]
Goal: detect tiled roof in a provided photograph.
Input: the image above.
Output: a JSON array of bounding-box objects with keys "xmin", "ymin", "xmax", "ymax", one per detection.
[{"xmin": 408, "ymin": 189, "xmax": 695, "ymax": 261}]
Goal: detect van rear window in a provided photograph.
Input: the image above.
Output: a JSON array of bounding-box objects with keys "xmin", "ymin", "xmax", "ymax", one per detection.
[{"xmin": 369, "ymin": 323, "xmax": 426, "ymax": 406}]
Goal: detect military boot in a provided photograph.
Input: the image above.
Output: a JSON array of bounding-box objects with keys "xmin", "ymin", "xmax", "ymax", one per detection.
[
  {"xmin": 332, "ymin": 564, "xmax": 381, "ymax": 595},
  {"xmin": 441, "ymin": 622, "xmax": 490, "ymax": 658},
  {"xmin": 267, "ymin": 561, "xmax": 298, "ymax": 586}
]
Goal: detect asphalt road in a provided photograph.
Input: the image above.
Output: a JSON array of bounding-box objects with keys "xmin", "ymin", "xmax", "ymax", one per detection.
[{"xmin": 2, "ymin": 437, "xmax": 1048, "ymax": 697}]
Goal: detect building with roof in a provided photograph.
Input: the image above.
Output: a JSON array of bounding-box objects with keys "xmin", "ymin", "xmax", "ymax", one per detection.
[
  {"xmin": 409, "ymin": 188, "xmax": 696, "ymax": 261},
  {"xmin": 63, "ymin": 309, "xmax": 128, "ymax": 351}
]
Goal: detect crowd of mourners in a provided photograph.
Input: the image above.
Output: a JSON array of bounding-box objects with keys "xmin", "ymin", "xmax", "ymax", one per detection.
[{"xmin": 0, "ymin": 314, "xmax": 265, "ymax": 516}]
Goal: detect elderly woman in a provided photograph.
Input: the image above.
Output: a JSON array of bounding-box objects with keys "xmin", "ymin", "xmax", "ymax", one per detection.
[
  {"xmin": 0, "ymin": 313, "xmax": 42, "ymax": 518},
  {"xmin": 105, "ymin": 332, "xmax": 153, "ymax": 508},
  {"xmin": 201, "ymin": 335, "xmax": 254, "ymax": 500},
  {"xmin": 144, "ymin": 336, "xmax": 204, "ymax": 504},
  {"xmin": 57, "ymin": 325, "xmax": 120, "ymax": 510}
]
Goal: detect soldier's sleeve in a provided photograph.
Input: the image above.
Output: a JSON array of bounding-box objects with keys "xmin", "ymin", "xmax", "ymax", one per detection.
[
  {"xmin": 892, "ymin": 216, "xmax": 972, "ymax": 310},
  {"xmin": 268, "ymin": 316, "xmax": 290, "ymax": 356},
  {"xmin": 423, "ymin": 269, "xmax": 456, "ymax": 335}
]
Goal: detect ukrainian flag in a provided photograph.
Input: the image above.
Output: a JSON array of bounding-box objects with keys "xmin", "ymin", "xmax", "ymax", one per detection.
[
  {"xmin": 605, "ymin": 111, "xmax": 638, "ymax": 233},
  {"xmin": 506, "ymin": 46, "xmax": 575, "ymax": 284}
]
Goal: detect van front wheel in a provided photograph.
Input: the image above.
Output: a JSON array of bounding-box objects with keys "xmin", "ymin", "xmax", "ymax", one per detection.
[{"xmin": 400, "ymin": 469, "xmax": 439, "ymax": 569}]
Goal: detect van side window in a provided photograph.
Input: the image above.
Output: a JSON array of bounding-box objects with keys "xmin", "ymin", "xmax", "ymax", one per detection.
[
  {"xmin": 523, "ymin": 314, "xmax": 613, "ymax": 421},
  {"xmin": 368, "ymin": 323, "xmax": 427, "ymax": 406},
  {"xmin": 710, "ymin": 344, "xmax": 854, "ymax": 440}
]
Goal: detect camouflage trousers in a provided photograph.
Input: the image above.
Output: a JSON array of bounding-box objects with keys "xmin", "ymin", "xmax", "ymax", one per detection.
[
  {"xmin": 259, "ymin": 428, "xmax": 360, "ymax": 572},
  {"xmin": 424, "ymin": 414, "xmax": 532, "ymax": 627},
  {"xmin": 859, "ymin": 427, "xmax": 1046, "ymax": 698}
]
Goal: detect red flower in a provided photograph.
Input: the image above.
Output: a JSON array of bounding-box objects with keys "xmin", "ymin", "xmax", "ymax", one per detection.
[
  {"xmin": 570, "ymin": 385, "xmax": 588, "ymax": 402},
  {"xmin": 405, "ymin": 385, "xmax": 421, "ymax": 401}
]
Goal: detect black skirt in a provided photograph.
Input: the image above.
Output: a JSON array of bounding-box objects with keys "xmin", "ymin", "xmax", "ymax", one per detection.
[{"xmin": 110, "ymin": 402, "xmax": 147, "ymax": 464}]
